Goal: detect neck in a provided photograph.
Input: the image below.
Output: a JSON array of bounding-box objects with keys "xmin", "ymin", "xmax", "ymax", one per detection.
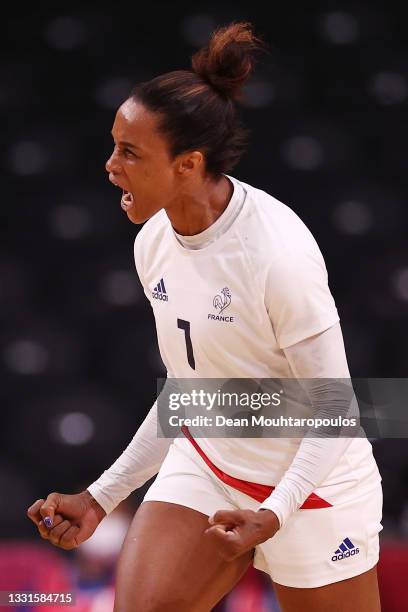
[{"xmin": 165, "ymin": 175, "xmax": 234, "ymax": 236}]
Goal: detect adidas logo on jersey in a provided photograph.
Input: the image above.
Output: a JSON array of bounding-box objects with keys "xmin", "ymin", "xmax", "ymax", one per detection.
[
  {"xmin": 331, "ymin": 538, "xmax": 360, "ymax": 562},
  {"xmin": 152, "ymin": 278, "xmax": 168, "ymax": 302}
]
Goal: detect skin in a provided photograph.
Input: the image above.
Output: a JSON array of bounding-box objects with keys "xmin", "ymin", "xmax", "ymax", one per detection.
[
  {"xmin": 27, "ymin": 97, "xmax": 382, "ymax": 611},
  {"xmin": 105, "ymin": 98, "xmax": 234, "ymax": 235},
  {"xmin": 114, "ymin": 502, "xmax": 265, "ymax": 612},
  {"xmin": 27, "ymin": 491, "xmax": 106, "ymax": 550}
]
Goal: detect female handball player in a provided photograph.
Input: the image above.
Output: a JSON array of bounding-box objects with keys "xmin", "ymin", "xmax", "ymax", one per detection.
[{"xmin": 28, "ymin": 22, "xmax": 382, "ymax": 612}]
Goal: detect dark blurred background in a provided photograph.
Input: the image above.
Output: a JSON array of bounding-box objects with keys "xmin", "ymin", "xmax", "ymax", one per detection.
[{"xmin": 1, "ymin": 1, "xmax": 407, "ymax": 610}]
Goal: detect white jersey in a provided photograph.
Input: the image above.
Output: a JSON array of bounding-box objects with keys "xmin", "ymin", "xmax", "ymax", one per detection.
[{"xmin": 134, "ymin": 175, "xmax": 380, "ymax": 507}]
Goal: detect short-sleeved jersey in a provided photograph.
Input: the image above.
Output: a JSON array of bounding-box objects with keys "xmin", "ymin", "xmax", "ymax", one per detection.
[{"xmin": 134, "ymin": 175, "xmax": 380, "ymax": 505}]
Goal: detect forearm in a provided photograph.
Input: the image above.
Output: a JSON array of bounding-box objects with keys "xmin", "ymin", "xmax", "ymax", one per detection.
[
  {"xmin": 87, "ymin": 401, "xmax": 173, "ymax": 515},
  {"xmin": 259, "ymin": 434, "xmax": 354, "ymax": 526},
  {"xmin": 260, "ymin": 323, "xmax": 358, "ymax": 527}
]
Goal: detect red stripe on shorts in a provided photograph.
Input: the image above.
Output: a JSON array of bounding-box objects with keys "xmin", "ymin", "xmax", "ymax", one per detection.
[{"xmin": 181, "ymin": 425, "xmax": 332, "ymax": 509}]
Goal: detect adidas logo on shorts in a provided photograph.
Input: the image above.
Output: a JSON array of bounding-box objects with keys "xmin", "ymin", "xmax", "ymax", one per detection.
[
  {"xmin": 152, "ymin": 278, "xmax": 168, "ymax": 301},
  {"xmin": 331, "ymin": 537, "xmax": 360, "ymax": 562}
]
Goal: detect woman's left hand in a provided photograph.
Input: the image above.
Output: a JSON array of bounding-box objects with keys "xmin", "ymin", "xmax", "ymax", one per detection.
[{"xmin": 205, "ymin": 508, "xmax": 280, "ymax": 561}]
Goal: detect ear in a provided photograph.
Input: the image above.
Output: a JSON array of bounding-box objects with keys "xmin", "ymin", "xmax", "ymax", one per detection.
[{"xmin": 178, "ymin": 150, "xmax": 204, "ymax": 175}]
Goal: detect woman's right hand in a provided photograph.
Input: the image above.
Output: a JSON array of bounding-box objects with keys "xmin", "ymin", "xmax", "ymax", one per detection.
[{"xmin": 26, "ymin": 490, "xmax": 107, "ymax": 550}]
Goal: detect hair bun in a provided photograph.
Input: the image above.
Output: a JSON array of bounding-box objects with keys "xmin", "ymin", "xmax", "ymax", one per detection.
[{"xmin": 191, "ymin": 22, "xmax": 265, "ymax": 101}]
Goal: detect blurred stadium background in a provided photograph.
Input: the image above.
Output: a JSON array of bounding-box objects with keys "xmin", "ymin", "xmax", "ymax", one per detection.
[{"xmin": 1, "ymin": 1, "xmax": 407, "ymax": 610}]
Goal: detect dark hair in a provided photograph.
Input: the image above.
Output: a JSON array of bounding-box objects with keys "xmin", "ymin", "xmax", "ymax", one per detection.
[{"xmin": 130, "ymin": 22, "xmax": 265, "ymax": 177}]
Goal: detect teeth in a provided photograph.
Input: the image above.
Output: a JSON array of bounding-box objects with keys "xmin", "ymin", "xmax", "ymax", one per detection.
[{"xmin": 121, "ymin": 190, "xmax": 134, "ymax": 211}]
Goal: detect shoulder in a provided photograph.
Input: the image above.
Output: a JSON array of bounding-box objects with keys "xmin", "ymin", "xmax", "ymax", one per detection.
[{"xmin": 229, "ymin": 175, "xmax": 324, "ymax": 262}]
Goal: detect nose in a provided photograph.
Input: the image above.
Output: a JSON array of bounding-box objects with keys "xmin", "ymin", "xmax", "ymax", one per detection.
[{"xmin": 105, "ymin": 150, "xmax": 121, "ymax": 174}]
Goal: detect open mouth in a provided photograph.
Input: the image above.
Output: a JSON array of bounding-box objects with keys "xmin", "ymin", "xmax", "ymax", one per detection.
[
  {"xmin": 108, "ymin": 176, "xmax": 135, "ymax": 212},
  {"xmin": 121, "ymin": 190, "xmax": 134, "ymax": 211}
]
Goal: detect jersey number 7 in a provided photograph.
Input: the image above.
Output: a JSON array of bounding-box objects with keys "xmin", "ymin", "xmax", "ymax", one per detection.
[{"xmin": 177, "ymin": 318, "xmax": 196, "ymax": 370}]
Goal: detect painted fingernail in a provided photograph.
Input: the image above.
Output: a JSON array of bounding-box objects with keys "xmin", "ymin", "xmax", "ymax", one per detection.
[{"xmin": 44, "ymin": 516, "xmax": 53, "ymax": 528}]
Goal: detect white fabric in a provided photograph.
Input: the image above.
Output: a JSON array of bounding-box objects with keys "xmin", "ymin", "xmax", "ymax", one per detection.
[
  {"xmin": 134, "ymin": 174, "xmax": 340, "ymax": 378},
  {"xmin": 258, "ymin": 323, "xmax": 358, "ymax": 526},
  {"xmin": 134, "ymin": 174, "xmax": 379, "ymax": 499},
  {"xmin": 88, "ymin": 174, "xmax": 380, "ymax": 523},
  {"xmin": 144, "ymin": 441, "xmax": 383, "ymax": 588},
  {"xmin": 87, "ymin": 402, "xmax": 172, "ymax": 515}
]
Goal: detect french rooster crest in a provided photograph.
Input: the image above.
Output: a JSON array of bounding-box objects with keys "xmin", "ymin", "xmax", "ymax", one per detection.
[{"xmin": 213, "ymin": 287, "xmax": 231, "ymax": 314}]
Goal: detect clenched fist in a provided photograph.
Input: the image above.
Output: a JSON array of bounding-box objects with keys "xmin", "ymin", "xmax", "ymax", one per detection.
[
  {"xmin": 27, "ymin": 490, "xmax": 106, "ymax": 551},
  {"xmin": 205, "ymin": 508, "xmax": 280, "ymax": 561}
]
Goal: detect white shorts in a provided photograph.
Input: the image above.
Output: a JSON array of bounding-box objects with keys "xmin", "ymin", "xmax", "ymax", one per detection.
[{"xmin": 143, "ymin": 442, "xmax": 383, "ymax": 588}]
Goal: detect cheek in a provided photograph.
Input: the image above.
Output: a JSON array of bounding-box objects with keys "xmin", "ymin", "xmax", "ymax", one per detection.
[
  {"xmin": 131, "ymin": 165, "xmax": 155, "ymax": 189},
  {"xmin": 132, "ymin": 159, "xmax": 174, "ymax": 198},
  {"xmin": 146, "ymin": 172, "xmax": 172, "ymax": 197}
]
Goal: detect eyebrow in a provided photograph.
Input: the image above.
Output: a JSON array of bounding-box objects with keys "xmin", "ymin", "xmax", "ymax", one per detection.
[
  {"xmin": 111, "ymin": 133, "xmax": 142, "ymax": 150},
  {"xmin": 120, "ymin": 141, "xmax": 142, "ymax": 150}
]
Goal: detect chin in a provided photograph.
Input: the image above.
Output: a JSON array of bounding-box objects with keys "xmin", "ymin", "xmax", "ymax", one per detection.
[
  {"xmin": 127, "ymin": 211, "xmax": 147, "ymax": 224},
  {"xmin": 127, "ymin": 203, "xmax": 164, "ymax": 224},
  {"xmin": 126, "ymin": 207, "xmax": 155, "ymax": 224}
]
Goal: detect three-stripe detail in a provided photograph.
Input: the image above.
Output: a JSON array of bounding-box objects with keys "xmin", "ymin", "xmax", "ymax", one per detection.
[
  {"xmin": 334, "ymin": 538, "xmax": 355, "ymax": 555},
  {"xmin": 334, "ymin": 537, "xmax": 355, "ymax": 554},
  {"xmin": 152, "ymin": 278, "xmax": 168, "ymax": 301},
  {"xmin": 153, "ymin": 278, "xmax": 166, "ymax": 294}
]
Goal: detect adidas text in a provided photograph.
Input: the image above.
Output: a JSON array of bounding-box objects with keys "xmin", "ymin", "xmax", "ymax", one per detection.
[
  {"xmin": 332, "ymin": 548, "xmax": 360, "ymax": 562},
  {"xmin": 153, "ymin": 292, "xmax": 168, "ymax": 301}
]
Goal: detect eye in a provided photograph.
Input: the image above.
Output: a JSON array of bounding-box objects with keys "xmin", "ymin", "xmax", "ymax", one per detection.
[{"xmin": 124, "ymin": 148, "xmax": 139, "ymax": 159}]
